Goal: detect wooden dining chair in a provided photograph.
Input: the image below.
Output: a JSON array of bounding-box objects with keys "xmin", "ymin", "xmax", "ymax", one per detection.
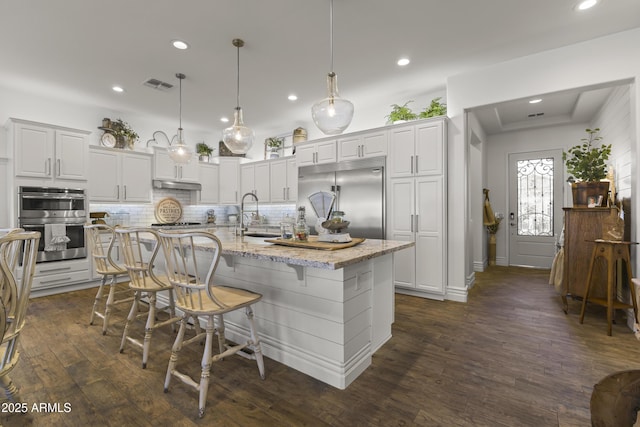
[
  {"xmin": 0, "ymin": 230, "xmax": 40, "ymax": 402},
  {"xmin": 85, "ymin": 224, "xmax": 132, "ymax": 335},
  {"xmin": 157, "ymin": 230, "xmax": 265, "ymax": 418},
  {"xmin": 115, "ymin": 227, "xmax": 181, "ymax": 368}
]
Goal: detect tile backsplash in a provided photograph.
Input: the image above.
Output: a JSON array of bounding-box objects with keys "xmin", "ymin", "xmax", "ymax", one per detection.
[{"xmin": 90, "ymin": 189, "xmax": 296, "ymax": 226}]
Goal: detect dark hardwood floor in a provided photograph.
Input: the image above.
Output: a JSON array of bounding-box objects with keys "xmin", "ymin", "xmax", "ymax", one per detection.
[{"xmin": 3, "ymin": 266, "xmax": 640, "ymax": 426}]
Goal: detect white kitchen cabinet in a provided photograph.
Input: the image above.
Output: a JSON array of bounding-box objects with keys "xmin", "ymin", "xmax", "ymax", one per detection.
[
  {"xmin": 388, "ymin": 118, "xmax": 445, "ymax": 178},
  {"xmin": 269, "ymin": 157, "xmax": 297, "ymax": 202},
  {"xmin": 0, "ymin": 158, "xmax": 8, "ymax": 227},
  {"xmin": 389, "ymin": 177, "xmax": 445, "ymax": 296},
  {"xmin": 240, "ymin": 161, "xmax": 270, "ymax": 200},
  {"xmin": 8, "ymin": 118, "xmax": 89, "ymax": 183},
  {"xmin": 153, "ymin": 147, "xmax": 199, "ymax": 182},
  {"xmin": 217, "ymin": 157, "xmax": 240, "ymax": 204},
  {"xmin": 296, "ymin": 140, "xmax": 336, "ymax": 167},
  {"xmin": 89, "ymin": 147, "xmax": 152, "ymax": 203},
  {"xmin": 387, "ymin": 117, "xmax": 447, "ymax": 300},
  {"xmin": 338, "ymin": 130, "xmax": 387, "ymax": 161},
  {"xmin": 198, "ymin": 162, "xmax": 219, "ymax": 204},
  {"xmin": 32, "ymin": 258, "xmax": 92, "ymax": 296}
]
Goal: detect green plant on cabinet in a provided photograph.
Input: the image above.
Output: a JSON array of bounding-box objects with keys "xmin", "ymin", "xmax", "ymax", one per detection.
[
  {"xmin": 563, "ymin": 128, "xmax": 611, "ymax": 182},
  {"xmin": 419, "ymin": 97, "xmax": 447, "ymax": 118}
]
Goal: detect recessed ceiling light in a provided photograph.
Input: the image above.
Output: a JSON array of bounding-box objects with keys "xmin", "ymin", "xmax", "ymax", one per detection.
[
  {"xmin": 172, "ymin": 40, "xmax": 189, "ymax": 50},
  {"xmin": 112, "ymin": 86, "xmax": 124, "ymax": 93},
  {"xmin": 288, "ymin": 94, "xmax": 298, "ymax": 101},
  {"xmin": 529, "ymin": 98, "xmax": 542, "ymax": 104},
  {"xmin": 220, "ymin": 117, "xmax": 229, "ymax": 123},
  {"xmin": 397, "ymin": 58, "xmax": 410, "ymax": 66},
  {"xmin": 577, "ymin": 0, "xmax": 598, "ymax": 10}
]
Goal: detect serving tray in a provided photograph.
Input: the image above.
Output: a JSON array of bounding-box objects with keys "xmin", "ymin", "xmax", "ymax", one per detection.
[{"xmin": 264, "ymin": 236, "xmax": 365, "ymax": 250}]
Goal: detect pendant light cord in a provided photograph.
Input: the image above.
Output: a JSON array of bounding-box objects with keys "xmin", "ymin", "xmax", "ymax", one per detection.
[
  {"xmin": 179, "ymin": 75, "xmax": 183, "ymax": 129},
  {"xmin": 329, "ymin": 0, "xmax": 334, "ymax": 74},
  {"xmin": 236, "ymin": 43, "xmax": 241, "ymax": 109}
]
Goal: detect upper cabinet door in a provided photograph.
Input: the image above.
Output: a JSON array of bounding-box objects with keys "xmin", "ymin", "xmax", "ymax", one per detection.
[
  {"xmin": 121, "ymin": 152, "xmax": 152, "ymax": 202},
  {"xmin": 415, "ymin": 121, "xmax": 444, "ymax": 176},
  {"xmin": 14, "ymin": 123, "xmax": 54, "ymax": 178},
  {"xmin": 153, "ymin": 148, "xmax": 177, "ymax": 180},
  {"xmin": 296, "ymin": 144, "xmax": 317, "ymax": 167},
  {"xmin": 199, "ymin": 163, "xmax": 219, "ymax": 204},
  {"xmin": 362, "ymin": 131, "xmax": 387, "ymax": 158},
  {"xmin": 13, "ymin": 120, "xmax": 88, "ymax": 182},
  {"xmin": 388, "ymin": 126, "xmax": 415, "ymax": 178},
  {"xmin": 337, "ymin": 135, "xmax": 361, "ymax": 162},
  {"xmin": 316, "ymin": 140, "xmax": 337, "ymax": 165},
  {"xmin": 56, "ymin": 130, "xmax": 88, "ymax": 180},
  {"xmin": 89, "ymin": 149, "xmax": 120, "ymax": 202}
]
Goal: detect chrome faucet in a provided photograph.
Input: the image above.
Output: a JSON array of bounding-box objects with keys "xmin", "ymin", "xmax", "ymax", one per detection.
[{"xmin": 239, "ymin": 192, "xmax": 259, "ymax": 237}]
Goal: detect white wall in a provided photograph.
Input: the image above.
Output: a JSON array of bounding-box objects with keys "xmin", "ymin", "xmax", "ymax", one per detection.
[
  {"xmin": 592, "ymin": 85, "xmax": 634, "ymax": 202},
  {"xmin": 0, "ymin": 84, "xmax": 218, "ymax": 154},
  {"xmin": 448, "ymin": 27, "xmax": 640, "ymax": 300}
]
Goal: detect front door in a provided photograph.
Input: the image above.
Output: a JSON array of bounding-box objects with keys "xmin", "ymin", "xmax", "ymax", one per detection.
[{"xmin": 508, "ymin": 150, "xmax": 563, "ymax": 268}]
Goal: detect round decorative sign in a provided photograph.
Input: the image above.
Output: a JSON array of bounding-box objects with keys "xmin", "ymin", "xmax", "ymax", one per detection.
[{"xmin": 155, "ymin": 197, "xmax": 183, "ymax": 224}]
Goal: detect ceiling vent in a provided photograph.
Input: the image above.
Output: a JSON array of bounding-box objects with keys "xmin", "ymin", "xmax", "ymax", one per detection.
[{"xmin": 143, "ymin": 78, "xmax": 174, "ymax": 92}]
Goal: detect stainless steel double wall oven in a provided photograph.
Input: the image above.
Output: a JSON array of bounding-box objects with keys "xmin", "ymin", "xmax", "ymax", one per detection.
[{"xmin": 18, "ymin": 186, "xmax": 87, "ymax": 263}]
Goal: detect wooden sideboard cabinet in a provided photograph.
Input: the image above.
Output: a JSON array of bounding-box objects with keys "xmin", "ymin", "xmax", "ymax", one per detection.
[{"xmin": 562, "ymin": 207, "xmax": 613, "ymax": 311}]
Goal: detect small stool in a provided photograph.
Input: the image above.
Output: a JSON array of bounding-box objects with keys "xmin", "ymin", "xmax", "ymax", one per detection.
[{"xmin": 579, "ymin": 240, "xmax": 639, "ymax": 336}]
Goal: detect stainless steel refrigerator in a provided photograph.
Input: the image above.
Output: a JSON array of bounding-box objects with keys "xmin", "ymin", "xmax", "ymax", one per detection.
[{"xmin": 297, "ymin": 157, "xmax": 385, "ymax": 239}]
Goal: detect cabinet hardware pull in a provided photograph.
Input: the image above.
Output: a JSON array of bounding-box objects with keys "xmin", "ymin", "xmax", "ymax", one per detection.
[
  {"xmin": 410, "ymin": 214, "xmax": 414, "ymax": 232},
  {"xmin": 283, "ymin": 188, "xmax": 286, "ymax": 199},
  {"xmin": 47, "ymin": 158, "xmax": 52, "ymax": 176},
  {"xmin": 415, "ymin": 214, "xmax": 419, "ymax": 232},
  {"xmin": 410, "ymin": 156, "xmax": 414, "ymax": 174},
  {"xmin": 415, "ymin": 155, "xmax": 419, "ymax": 173},
  {"xmin": 57, "ymin": 159, "xmax": 61, "ymax": 176},
  {"xmin": 124, "ymin": 185, "xmax": 127, "ymax": 200},
  {"xmin": 41, "ymin": 277, "xmax": 72, "ymax": 285},
  {"xmin": 286, "ymin": 187, "xmax": 290, "ymax": 200},
  {"xmin": 117, "ymin": 185, "xmax": 120, "ymax": 199},
  {"xmin": 40, "ymin": 266, "xmax": 72, "ymax": 273}
]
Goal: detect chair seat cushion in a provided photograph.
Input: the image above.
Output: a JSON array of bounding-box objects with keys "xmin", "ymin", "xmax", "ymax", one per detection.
[{"xmin": 177, "ymin": 286, "xmax": 261, "ymax": 314}]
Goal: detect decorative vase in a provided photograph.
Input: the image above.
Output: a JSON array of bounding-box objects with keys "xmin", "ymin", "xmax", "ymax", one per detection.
[{"xmin": 571, "ymin": 181, "xmax": 610, "ymax": 207}]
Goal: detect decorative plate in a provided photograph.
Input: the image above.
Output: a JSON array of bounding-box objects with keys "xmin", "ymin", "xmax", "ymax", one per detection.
[{"xmin": 154, "ymin": 197, "xmax": 183, "ymax": 224}]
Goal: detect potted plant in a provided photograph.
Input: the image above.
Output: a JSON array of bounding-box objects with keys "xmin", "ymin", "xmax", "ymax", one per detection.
[
  {"xmin": 196, "ymin": 142, "xmax": 214, "ymax": 162},
  {"xmin": 385, "ymin": 101, "xmax": 418, "ymax": 124},
  {"xmin": 112, "ymin": 118, "xmax": 138, "ymax": 149},
  {"xmin": 419, "ymin": 97, "xmax": 447, "ymax": 118},
  {"xmin": 265, "ymin": 137, "xmax": 284, "ymax": 158},
  {"xmin": 563, "ymin": 128, "xmax": 612, "ymax": 207}
]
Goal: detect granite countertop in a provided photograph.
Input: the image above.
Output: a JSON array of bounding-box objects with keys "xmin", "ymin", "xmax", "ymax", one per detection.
[{"xmin": 171, "ymin": 229, "xmax": 414, "ymax": 270}]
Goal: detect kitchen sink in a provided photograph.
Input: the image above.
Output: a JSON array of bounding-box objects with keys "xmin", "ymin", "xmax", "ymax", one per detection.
[{"xmin": 243, "ymin": 232, "xmax": 280, "ymax": 238}]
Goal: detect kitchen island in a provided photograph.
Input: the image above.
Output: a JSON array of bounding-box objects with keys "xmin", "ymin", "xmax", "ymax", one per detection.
[{"xmin": 174, "ymin": 229, "xmax": 413, "ymax": 389}]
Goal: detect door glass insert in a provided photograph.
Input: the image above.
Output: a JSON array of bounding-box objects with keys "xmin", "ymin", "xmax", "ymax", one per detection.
[{"xmin": 516, "ymin": 158, "xmax": 553, "ymax": 236}]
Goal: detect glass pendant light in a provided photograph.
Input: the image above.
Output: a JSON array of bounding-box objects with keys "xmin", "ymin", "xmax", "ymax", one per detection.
[
  {"xmin": 311, "ymin": 0, "xmax": 354, "ymax": 135},
  {"xmin": 222, "ymin": 38, "xmax": 254, "ymax": 154},
  {"xmin": 168, "ymin": 73, "xmax": 193, "ymax": 163}
]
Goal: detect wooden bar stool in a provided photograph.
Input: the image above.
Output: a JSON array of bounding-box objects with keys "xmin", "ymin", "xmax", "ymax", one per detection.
[
  {"xmin": 85, "ymin": 224, "xmax": 133, "ymax": 335},
  {"xmin": 579, "ymin": 240, "xmax": 638, "ymax": 335}
]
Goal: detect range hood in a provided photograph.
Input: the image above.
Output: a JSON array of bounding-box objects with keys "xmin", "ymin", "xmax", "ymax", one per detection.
[{"xmin": 152, "ymin": 180, "xmax": 202, "ymax": 191}]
